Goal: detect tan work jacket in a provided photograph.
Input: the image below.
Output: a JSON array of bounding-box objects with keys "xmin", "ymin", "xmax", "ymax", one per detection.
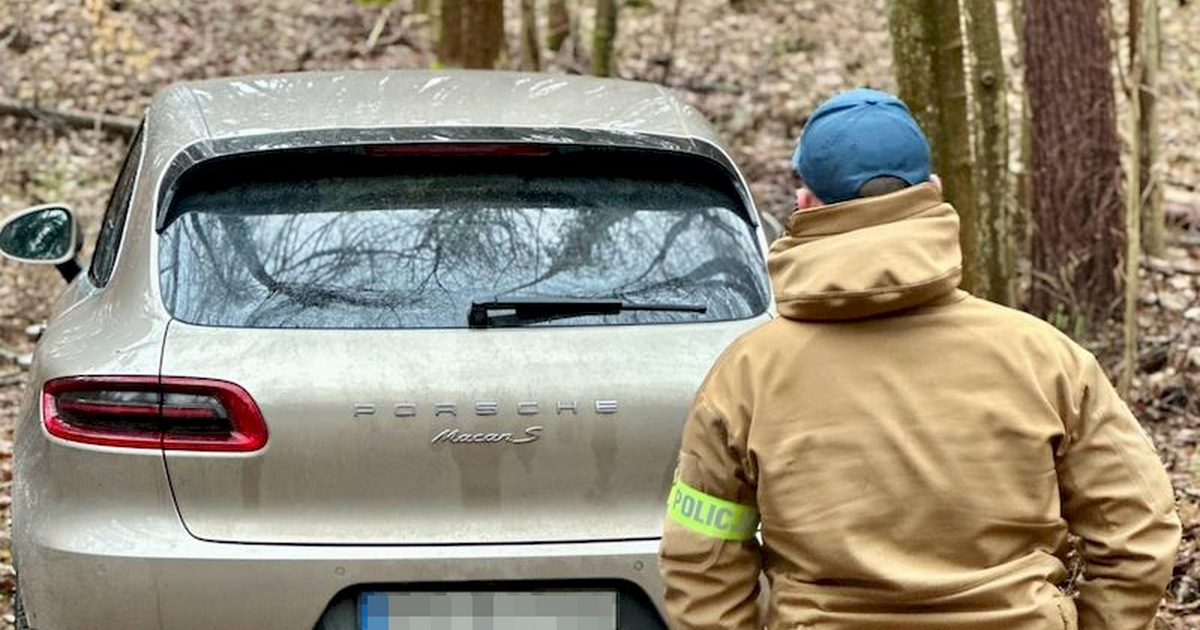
[{"xmin": 660, "ymin": 185, "xmax": 1180, "ymax": 630}]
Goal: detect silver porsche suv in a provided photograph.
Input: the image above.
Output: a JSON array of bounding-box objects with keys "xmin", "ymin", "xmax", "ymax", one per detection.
[{"xmin": 1, "ymin": 70, "xmax": 773, "ymax": 630}]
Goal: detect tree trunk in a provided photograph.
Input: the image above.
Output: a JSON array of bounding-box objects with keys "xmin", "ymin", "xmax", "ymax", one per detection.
[
  {"xmin": 657, "ymin": 0, "xmax": 686, "ymax": 84},
  {"xmin": 1025, "ymin": 0, "xmax": 1125, "ymax": 335},
  {"xmin": 438, "ymin": 0, "xmax": 464, "ymax": 66},
  {"xmin": 520, "ymin": 0, "xmax": 541, "ymax": 70},
  {"xmin": 592, "ymin": 0, "xmax": 618, "ymax": 76},
  {"xmin": 546, "ymin": 0, "xmax": 570, "ymax": 53},
  {"xmin": 964, "ymin": 0, "xmax": 1013, "ymax": 305},
  {"xmin": 888, "ymin": 0, "xmax": 978, "ymax": 292},
  {"xmin": 466, "ymin": 0, "xmax": 505, "ymax": 69},
  {"xmin": 1123, "ymin": 0, "xmax": 1144, "ymax": 395},
  {"xmin": 1123, "ymin": 65, "xmax": 1142, "ymax": 396},
  {"xmin": 1012, "ymin": 0, "xmax": 1033, "ymax": 301},
  {"xmin": 439, "ymin": 0, "xmax": 504, "ymax": 68},
  {"xmin": 1140, "ymin": 0, "xmax": 1165, "ymax": 255}
]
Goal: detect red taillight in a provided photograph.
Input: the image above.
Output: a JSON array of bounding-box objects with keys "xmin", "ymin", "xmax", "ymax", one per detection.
[{"xmin": 42, "ymin": 376, "xmax": 268, "ymax": 452}]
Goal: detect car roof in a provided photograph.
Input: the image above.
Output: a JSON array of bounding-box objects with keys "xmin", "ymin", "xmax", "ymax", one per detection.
[
  {"xmin": 148, "ymin": 70, "xmax": 720, "ymax": 145},
  {"xmin": 140, "ymin": 70, "xmax": 752, "ymax": 232}
]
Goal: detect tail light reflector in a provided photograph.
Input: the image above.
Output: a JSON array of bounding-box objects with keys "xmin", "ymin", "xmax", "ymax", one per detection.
[{"xmin": 42, "ymin": 376, "xmax": 267, "ymax": 452}]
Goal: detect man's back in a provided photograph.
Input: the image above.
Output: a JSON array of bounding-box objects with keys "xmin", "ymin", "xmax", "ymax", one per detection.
[
  {"xmin": 747, "ymin": 293, "xmax": 1131, "ymax": 628},
  {"xmin": 659, "ymin": 184, "xmax": 1179, "ymax": 630}
]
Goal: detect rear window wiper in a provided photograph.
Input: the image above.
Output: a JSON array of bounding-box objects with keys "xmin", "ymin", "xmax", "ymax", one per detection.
[{"xmin": 468, "ymin": 297, "xmax": 708, "ymax": 328}]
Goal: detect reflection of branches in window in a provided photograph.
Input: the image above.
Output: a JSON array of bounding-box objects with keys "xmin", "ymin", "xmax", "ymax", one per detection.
[
  {"xmin": 191, "ymin": 215, "xmax": 237, "ymax": 291},
  {"xmin": 616, "ymin": 256, "xmax": 763, "ymax": 310},
  {"xmin": 609, "ymin": 210, "xmax": 764, "ymax": 311},
  {"xmin": 399, "ymin": 208, "xmax": 539, "ymax": 302},
  {"xmin": 212, "ymin": 214, "xmax": 415, "ymax": 313},
  {"xmin": 277, "ymin": 216, "xmax": 351, "ymax": 289},
  {"xmin": 496, "ymin": 208, "xmax": 633, "ymax": 296},
  {"xmin": 487, "ymin": 208, "xmax": 535, "ymax": 290},
  {"xmin": 216, "ymin": 215, "xmax": 281, "ymax": 293},
  {"xmin": 700, "ymin": 207, "xmax": 746, "ymax": 243},
  {"xmin": 271, "ymin": 215, "xmax": 340, "ymax": 276},
  {"xmin": 162, "ymin": 199, "xmax": 766, "ymax": 328},
  {"xmin": 161, "ymin": 224, "xmax": 181, "ymax": 314},
  {"xmin": 624, "ymin": 212, "xmax": 698, "ymax": 287},
  {"xmin": 188, "ymin": 215, "xmax": 244, "ymax": 323},
  {"xmin": 191, "ymin": 209, "xmax": 434, "ymax": 324},
  {"xmin": 275, "ymin": 246, "xmax": 427, "ymax": 277},
  {"xmin": 408, "ymin": 209, "xmax": 456, "ymax": 300}
]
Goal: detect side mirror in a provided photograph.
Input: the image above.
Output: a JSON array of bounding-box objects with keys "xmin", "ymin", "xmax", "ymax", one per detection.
[{"xmin": 0, "ymin": 204, "xmax": 82, "ymax": 281}]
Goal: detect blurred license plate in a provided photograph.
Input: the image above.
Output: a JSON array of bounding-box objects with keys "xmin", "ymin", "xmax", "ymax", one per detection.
[{"xmin": 358, "ymin": 591, "xmax": 617, "ymax": 630}]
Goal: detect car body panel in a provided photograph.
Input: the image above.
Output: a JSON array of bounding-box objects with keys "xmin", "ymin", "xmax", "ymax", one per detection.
[
  {"xmin": 11, "ymin": 123, "xmax": 175, "ymax": 629},
  {"xmin": 165, "ymin": 70, "xmax": 718, "ymax": 143},
  {"xmin": 15, "ymin": 444, "xmax": 174, "ymax": 630},
  {"xmin": 30, "ymin": 503, "xmax": 664, "ymax": 630},
  {"xmin": 161, "ymin": 317, "xmax": 767, "ymax": 544}
]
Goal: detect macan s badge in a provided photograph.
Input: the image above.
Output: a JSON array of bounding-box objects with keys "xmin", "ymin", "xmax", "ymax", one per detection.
[{"xmin": 351, "ymin": 399, "xmax": 619, "ymax": 446}]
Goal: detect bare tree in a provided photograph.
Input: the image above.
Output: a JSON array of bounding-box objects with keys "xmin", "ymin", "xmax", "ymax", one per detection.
[
  {"xmin": 887, "ymin": 0, "xmax": 978, "ymax": 292},
  {"xmin": 1025, "ymin": 0, "xmax": 1125, "ymax": 335},
  {"xmin": 438, "ymin": 0, "xmax": 464, "ymax": 66},
  {"xmin": 546, "ymin": 0, "xmax": 570, "ymax": 53},
  {"xmin": 1123, "ymin": 9, "xmax": 1142, "ymax": 395},
  {"xmin": 1139, "ymin": 0, "xmax": 1165, "ymax": 255},
  {"xmin": 1011, "ymin": 0, "xmax": 1032, "ymax": 288},
  {"xmin": 469, "ymin": 0, "xmax": 505, "ymax": 68},
  {"xmin": 520, "ymin": 0, "xmax": 542, "ymax": 70},
  {"xmin": 656, "ymin": 0, "xmax": 686, "ymax": 84},
  {"xmin": 592, "ymin": 0, "xmax": 618, "ymax": 76},
  {"xmin": 438, "ymin": 0, "xmax": 504, "ymax": 68},
  {"xmin": 964, "ymin": 0, "xmax": 1012, "ymax": 305}
]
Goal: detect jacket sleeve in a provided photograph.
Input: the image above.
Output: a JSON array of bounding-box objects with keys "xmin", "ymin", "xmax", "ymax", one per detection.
[
  {"xmin": 1058, "ymin": 355, "xmax": 1181, "ymax": 630},
  {"xmin": 659, "ymin": 390, "xmax": 762, "ymax": 630}
]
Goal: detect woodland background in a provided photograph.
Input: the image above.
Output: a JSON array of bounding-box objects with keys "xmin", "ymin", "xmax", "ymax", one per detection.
[{"xmin": 1, "ymin": 0, "xmax": 1199, "ymax": 626}]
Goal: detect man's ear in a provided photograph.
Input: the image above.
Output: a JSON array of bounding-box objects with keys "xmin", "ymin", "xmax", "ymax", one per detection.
[
  {"xmin": 929, "ymin": 174, "xmax": 943, "ymax": 192},
  {"xmin": 796, "ymin": 187, "xmax": 823, "ymax": 210}
]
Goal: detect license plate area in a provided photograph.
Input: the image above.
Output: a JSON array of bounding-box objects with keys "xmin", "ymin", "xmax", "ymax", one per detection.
[{"xmin": 359, "ymin": 591, "xmax": 618, "ymax": 630}]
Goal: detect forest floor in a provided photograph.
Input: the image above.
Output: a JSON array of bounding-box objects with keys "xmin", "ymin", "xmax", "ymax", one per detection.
[{"xmin": 1, "ymin": 0, "xmax": 1199, "ymax": 627}]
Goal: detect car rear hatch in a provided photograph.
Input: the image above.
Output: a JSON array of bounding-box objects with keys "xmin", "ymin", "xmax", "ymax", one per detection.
[{"xmin": 155, "ymin": 143, "xmax": 771, "ymax": 544}]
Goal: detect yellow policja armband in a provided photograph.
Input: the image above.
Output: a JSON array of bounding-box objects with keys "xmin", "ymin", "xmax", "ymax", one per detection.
[{"xmin": 667, "ymin": 480, "xmax": 759, "ymax": 541}]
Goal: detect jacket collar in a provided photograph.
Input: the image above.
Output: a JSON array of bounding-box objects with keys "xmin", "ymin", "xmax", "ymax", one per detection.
[{"xmin": 768, "ymin": 184, "xmax": 964, "ymax": 321}]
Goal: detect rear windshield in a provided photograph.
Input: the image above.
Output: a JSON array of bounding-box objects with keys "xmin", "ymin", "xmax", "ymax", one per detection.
[{"xmin": 158, "ymin": 145, "xmax": 769, "ymax": 329}]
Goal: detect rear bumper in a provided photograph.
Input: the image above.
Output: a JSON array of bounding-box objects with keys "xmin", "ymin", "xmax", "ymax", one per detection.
[
  {"xmin": 19, "ymin": 520, "xmax": 667, "ymax": 630},
  {"xmin": 14, "ymin": 409, "xmax": 670, "ymax": 630}
]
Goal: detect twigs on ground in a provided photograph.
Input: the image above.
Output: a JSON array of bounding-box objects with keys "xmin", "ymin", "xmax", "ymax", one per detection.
[
  {"xmin": 364, "ymin": 4, "xmax": 394, "ymax": 52},
  {"xmin": 0, "ymin": 97, "xmax": 136, "ymax": 137}
]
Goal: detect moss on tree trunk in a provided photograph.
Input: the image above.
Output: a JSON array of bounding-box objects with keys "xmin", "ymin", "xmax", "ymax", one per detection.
[
  {"xmin": 547, "ymin": 0, "xmax": 570, "ymax": 53},
  {"xmin": 888, "ymin": 0, "xmax": 978, "ymax": 293},
  {"xmin": 592, "ymin": 0, "xmax": 618, "ymax": 76},
  {"xmin": 965, "ymin": 0, "xmax": 1013, "ymax": 305},
  {"xmin": 1140, "ymin": 0, "xmax": 1165, "ymax": 256}
]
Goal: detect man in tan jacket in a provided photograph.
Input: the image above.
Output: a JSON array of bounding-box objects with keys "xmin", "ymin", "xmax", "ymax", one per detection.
[{"xmin": 659, "ymin": 88, "xmax": 1180, "ymax": 630}]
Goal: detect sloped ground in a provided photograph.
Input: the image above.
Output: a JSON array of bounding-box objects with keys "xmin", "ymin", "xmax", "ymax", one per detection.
[{"xmin": 0, "ymin": 0, "xmax": 1198, "ymax": 627}]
